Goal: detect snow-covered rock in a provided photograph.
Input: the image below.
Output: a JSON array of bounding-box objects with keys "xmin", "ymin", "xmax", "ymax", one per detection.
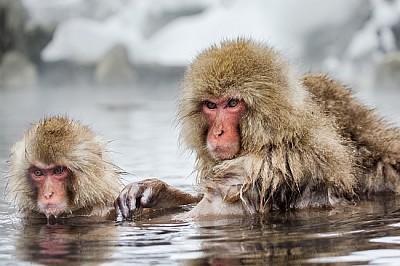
[
  {"xmin": 41, "ymin": 17, "xmax": 143, "ymax": 64},
  {"xmin": 40, "ymin": 0, "xmax": 364, "ymax": 66}
]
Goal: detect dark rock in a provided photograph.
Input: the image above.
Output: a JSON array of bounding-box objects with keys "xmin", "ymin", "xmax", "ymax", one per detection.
[
  {"xmin": 392, "ymin": 19, "xmax": 400, "ymax": 50},
  {"xmin": 0, "ymin": 0, "xmax": 26, "ymax": 56},
  {"xmin": 23, "ymin": 24, "xmax": 55, "ymax": 66}
]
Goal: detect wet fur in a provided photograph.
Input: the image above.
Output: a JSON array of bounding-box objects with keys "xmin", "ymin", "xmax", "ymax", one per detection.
[
  {"xmin": 179, "ymin": 38, "xmax": 400, "ymax": 213},
  {"xmin": 7, "ymin": 116, "xmax": 123, "ymax": 217}
]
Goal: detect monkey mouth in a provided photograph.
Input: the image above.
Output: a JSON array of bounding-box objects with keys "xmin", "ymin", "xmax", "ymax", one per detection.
[
  {"xmin": 39, "ymin": 203, "xmax": 69, "ymax": 218},
  {"xmin": 207, "ymin": 143, "xmax": 239, "ymax": 160}
]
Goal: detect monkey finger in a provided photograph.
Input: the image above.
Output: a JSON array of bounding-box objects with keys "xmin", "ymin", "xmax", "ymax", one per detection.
[
  {"xmin": 126, "ymin": 184, "xmax": 146, "ymax": 212},
  {"xmin": 115, "ymin": 185, "xmax": 135, "ymax": 218},
  {"xmin": 116, "ymin": 195, "xmax": 131, "ymax": 219},
  {"xmin": 140, "ymin": 187, "xmax": 155, "ymax": 208},
  {"xmin": 114, "ymin": 199, "xmax": 122, "ymax": 218}
]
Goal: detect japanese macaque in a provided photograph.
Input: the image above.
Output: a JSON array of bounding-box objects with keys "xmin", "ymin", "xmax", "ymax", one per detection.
[
  {"xmin": 7, "ymin": 116, "xmax": 123, "ymax": 221},
  {"xmin": 115, "ymin": 38, "xmax": 400, "ymax": 220}
]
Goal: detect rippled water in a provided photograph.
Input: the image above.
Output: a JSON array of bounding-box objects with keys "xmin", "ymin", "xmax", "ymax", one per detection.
[{"xmin": 1, "ymin": 81, "xmax": 400, "ymax": 265}]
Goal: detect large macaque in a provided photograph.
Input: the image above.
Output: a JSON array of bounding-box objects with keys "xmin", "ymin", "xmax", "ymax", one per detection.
[
  {"xmin": 7, "ymin": 116, "xmax": 123, "ymax": 221},
  {"xmin": 115, "ymin": 38, "xmax": 400, "ymax": 220}
]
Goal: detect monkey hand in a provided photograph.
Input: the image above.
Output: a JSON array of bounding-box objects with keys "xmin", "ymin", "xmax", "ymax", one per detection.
[{"xmin": 114, "ymin": 178, "xmax": 199, "ymax": 220}]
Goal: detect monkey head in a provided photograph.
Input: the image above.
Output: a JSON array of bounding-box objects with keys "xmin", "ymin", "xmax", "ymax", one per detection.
[
  {"xmin": 179, "ymin": 38, "xmax": 307, "ymax": 163},
  {"xmin": 8, "ymin": 116, "xmax": 122, "ymax": 218}
]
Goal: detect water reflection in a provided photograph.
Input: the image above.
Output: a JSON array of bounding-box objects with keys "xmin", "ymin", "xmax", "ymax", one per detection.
[
  {"xmin": 14, "ymin": 218, "xmax": 119, "ymax": 265},
  {"xmin": 181, "ymin": 196, "xmax": 400, "ymax": 265},
  {"xmin": 9, "ymin": 194, "xmax": 400, "ymax": 264},
  {"xmin": 110, "ymin": 195, "xmax": 400, "ymax": 265}
]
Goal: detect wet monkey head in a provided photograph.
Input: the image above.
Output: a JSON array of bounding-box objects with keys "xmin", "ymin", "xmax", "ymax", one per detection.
[{"xmin": 8, "ymin": 116, "xmax": 122, "ymax": 219}]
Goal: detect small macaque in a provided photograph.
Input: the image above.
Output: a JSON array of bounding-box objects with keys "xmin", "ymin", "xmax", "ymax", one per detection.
[
  {"xmin": 115, "ymin": 38, "xmax": 400, "ymax": 220},
  {"xmin": 7, "ymin": 116, "xmax": 123, "ymax": 221}
]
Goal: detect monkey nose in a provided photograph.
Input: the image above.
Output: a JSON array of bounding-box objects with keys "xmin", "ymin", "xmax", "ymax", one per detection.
[
  {"xmin": 214, "ymin": 129, "xmax": 224, "ymax": 137},
  {"xmin": 44, "ymin": 191, "xmax": 54, "ymax": 199}
]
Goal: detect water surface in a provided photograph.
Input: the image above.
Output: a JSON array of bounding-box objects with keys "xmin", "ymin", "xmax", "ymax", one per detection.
[{"xmin": 1, "ymin": 83, "xmax": 400, "ymax": 265}]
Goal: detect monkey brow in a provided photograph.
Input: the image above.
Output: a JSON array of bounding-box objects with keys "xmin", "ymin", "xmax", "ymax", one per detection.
[{"xmin": 228, "ymin": 97, "xmax": 240, "ymax": 102}]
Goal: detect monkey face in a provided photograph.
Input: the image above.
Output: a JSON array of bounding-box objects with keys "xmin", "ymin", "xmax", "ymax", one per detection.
[
  {"xmin": 202, "ymin": 96, "xmax": 246, "ymax": 160},
  {"xmin": 28, "ymin": 163, "xmax": 71, "ymax": 218},
  {"xmin": 8, "ymin": 116, "xmax": 123, "ymax": 220},
  {"xmin": 180, "ymin": 39, "xmax": 292, "ymax": 161}
]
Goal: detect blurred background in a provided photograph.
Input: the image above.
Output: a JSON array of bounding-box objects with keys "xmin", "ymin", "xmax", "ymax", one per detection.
[
  {"xmin": 1, "ymin": 0, "xmax": 400, "ymax": 180},
  {"xmin": 1, "ymin": 0, "xmax": 400, "ymax": 90}
]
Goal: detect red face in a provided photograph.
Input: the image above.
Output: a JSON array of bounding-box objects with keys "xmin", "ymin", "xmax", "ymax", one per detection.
[
  {"xmin": 202, "ymin": 96, "xmax": 246, "ymax": 160},
  {"xmin": 28, "ymin": 164, "xmax": 70, "ymax": 218}
]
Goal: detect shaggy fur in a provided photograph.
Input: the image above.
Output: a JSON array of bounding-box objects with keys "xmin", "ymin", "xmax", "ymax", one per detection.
[
  {"xmin": 8, "ymin": 116, "xmax": 123, "ymax": 217},
  {"xmin": 179, "ymin": 38, "xmax": 400, "ymax": 213},
  {"xmin": 304, "ymin": 75, "xmax": 400, "ymax": 194}
]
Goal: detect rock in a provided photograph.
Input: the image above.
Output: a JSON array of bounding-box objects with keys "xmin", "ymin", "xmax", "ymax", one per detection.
[
  {"xmin": 375, "ymin": 53, "xmax": 400, "ymax": 90},
  {"xmin": 0, "ymin": 51, "xmax": 38, "ymax": 88},
  {"xmin": 24, "ymin": 24, "xmax": 55, "ymax": 65},
  {"xmin": 392, "ymin": 19, "xmax": 400, "ymax": 49},
  {"xmin": 0, "ymin": 0, "xmax": 26, "ymax": 55},
  {"xmin": 95, "ymin": 44, "xmax": 135, "ymax": 87}
]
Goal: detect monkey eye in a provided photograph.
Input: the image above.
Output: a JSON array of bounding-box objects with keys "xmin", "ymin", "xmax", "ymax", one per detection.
[
  {"xmin": 33, "ymin": 169, "xmax": 44, "ymax": 176},
  {"xmin": 205, "ymin": 101, "xmax": 217, "ymax": 109},
  {"xmin": 53, "ymin": 166, "xmax": 65, "ymax": 175},
  {"xmin": 227, "ymin": 99, "xmax": 239, "ymax": 108}
]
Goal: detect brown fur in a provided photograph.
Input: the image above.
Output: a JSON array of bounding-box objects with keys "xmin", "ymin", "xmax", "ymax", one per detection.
[
  {"xmin": 304, "ymin": 75, "xmax": 400, "ymax": 194},
  {"xmin": 178, "ymin": 38, "xmax": 400, "ymax": 213},
  {"xmin": 7, "ymin": 116, "xmax": 123, "ymax": 217}
]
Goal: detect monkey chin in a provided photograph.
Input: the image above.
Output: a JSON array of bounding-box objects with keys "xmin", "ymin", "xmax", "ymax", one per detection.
[
  {"xmin": 207, "ymin": 142, "xmax": 240, "ymax": 161},
  {"xmin": 38, "ymin": 202, "xmax": 70, "ymax": 219}
]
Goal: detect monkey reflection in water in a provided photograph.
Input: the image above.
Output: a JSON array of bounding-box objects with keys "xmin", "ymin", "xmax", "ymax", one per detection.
[
  {"xmin": 115, "ymin": 38, "xmax": 400, "ymax": 220},
  {"xmin": 7, "ymin": 116, "xmax": 124, "ymax": 222}
]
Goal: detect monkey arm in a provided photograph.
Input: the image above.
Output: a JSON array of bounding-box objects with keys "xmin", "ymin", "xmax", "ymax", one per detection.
[{"xmin": 114, "ymin": 178, "xmax": 201, "ymax": 220}]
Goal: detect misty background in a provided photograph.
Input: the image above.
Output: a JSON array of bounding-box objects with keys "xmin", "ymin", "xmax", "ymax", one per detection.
[
  {"xmin": 1, "ymin": 0, "xmax": 400, "ymax": 90},
  {"xmin": 1, "ymin": 0, "xmax": 400, "ymax": 179}
]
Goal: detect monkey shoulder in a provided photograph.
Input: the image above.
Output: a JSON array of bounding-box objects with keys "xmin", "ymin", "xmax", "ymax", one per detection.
[{"xmin": 301, "ymin": 73, "xmax": 353, "ymax": 105}]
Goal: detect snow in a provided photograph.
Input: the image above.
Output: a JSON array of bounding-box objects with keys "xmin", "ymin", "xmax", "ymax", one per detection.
[
  {"xmin": 42, "ymin": 18, "xmax": 140, "ymax": 63},
  {"xmin": 140, "ymin": 0, "xmax": 364, "ymax": 66},
  {"xmin": 346, "ymin": 0, "xmax": 400, "ymax": 59},
  {"xmin": 21, "ymin": 0, "xmax": 400, "ymax": 88},
  {"xmin": 37, "ymin": 0, "xmax": 367, "ymax": 65}
]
